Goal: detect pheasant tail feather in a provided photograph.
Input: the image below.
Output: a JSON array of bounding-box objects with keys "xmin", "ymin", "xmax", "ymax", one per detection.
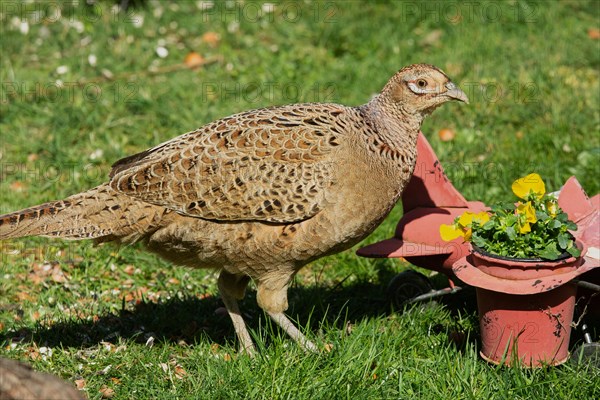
[{"xmin": 0, "ymin": 184, "xmax": 165, "ymax": 243}]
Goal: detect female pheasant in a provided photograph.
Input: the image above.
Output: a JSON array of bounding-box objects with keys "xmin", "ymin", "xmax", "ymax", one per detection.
[{"xmin": 0, "ymin": 64, "xmax": 468, "ymax": 354}]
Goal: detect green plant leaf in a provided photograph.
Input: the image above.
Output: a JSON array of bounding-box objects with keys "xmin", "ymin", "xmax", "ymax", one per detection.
[
  {"xmin": 506, "ymin": 226, "xmax": 516, "ymax": 240},
  {"xmin": 557, "ymin": 213, "xmax": 568, "ymax": 222},
  {"xmin": 505, "ymin": 214, "xmax": 518, "ymax": 227},
  {"xmin": 567, "ymin": 246, "xmax": 581, "ymax": 257},
  {"xmin": 482, "ymin": 220, "xmax": 496, "ymax": 231},
  {"xmin": 558, "ymin": 232, "xmax": 570, "ymax": 249},
  {"xmin": 472, "ymin": 234, "xmax": 487, "ymax": 248},
  {"xmin": 538, "ymin": 242, "xmax": 560, "ymax": 260},
  {"xmin": 566, "ymin": 221, "xmax": 578, "ymax": 230}
]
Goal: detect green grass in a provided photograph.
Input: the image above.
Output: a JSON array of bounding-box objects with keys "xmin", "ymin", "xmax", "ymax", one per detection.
[{"xmin": 1, "ymin": 1, "xmax": 599, "ymax": 399}]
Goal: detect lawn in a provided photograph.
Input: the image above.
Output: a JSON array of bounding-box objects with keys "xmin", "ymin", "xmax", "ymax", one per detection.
[{"xmin": 1, "ymin": 1, "xmax": 599, "ymax": 399}]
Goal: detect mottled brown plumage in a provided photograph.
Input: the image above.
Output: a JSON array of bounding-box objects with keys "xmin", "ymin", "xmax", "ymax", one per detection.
[
  {"xmin": 0, "ymin": 358, "xmax": 86, "ymax": 400},
  {"xmin": 0, "ymin": 64, "xmax": 468, "ymax": 354}
]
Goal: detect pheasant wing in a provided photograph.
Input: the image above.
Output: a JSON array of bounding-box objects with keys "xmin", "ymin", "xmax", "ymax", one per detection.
[{"xmin": 109, "ymin": 105, "xmax": 346, "ymax": 223}]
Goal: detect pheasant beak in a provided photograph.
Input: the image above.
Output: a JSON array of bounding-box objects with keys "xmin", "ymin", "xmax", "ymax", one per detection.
[{"xmin": 444, "ymin": 82, "xmax": 469, "ymax": 104}]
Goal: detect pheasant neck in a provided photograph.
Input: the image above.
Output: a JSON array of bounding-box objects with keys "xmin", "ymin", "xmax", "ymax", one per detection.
[{"xmin": 358, "ymin": 96, "xmax": 423, "ymax": 163}]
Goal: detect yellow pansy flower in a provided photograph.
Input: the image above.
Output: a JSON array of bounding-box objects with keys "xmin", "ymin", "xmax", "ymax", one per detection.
[
  {"xmin": 457, "ymin": 211, "xmax": 490, "ymax": 226},
  {"xmin": 440, "ymin": 211, "xmax": 490, "ymax": 242},
  {"xmin": 545, "ymin": 200, "xmax": 558, "ymax": 217},
  {"xmin": 516, "ymin": 201, "xmax": 537, "ymax": 234},
  {"xmin": 512, "ymin": 173, "xmax": 545, "ymax": 200},
  {"xmin": 516, "ymin": 202, "xmax": 537, "ymax": 223},
  {"xmin": 474, "ymin": 211, "xmax": 490, "ymax": 224},
  {"xmin": 519, "ymin": 222, "xmax": 532, "ymax": 234},
  {"xmin": 440, "ymin": 224, "xmax": 463, "ymax": 241}
]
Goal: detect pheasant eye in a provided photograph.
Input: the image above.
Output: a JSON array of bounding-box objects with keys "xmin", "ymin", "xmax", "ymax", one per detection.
[{"xmin": 417, "ymin": 79, "xmax": 427, "ymax": 88}]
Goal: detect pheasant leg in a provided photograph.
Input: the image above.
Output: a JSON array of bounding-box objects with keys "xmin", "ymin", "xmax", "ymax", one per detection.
[
  {"xmin": 267, "ymin": 311, "xmax": 318, "ymax": 353},
  {"xmin": 217, "ymin": 271, "xmax": 255, "ymax": 355}
]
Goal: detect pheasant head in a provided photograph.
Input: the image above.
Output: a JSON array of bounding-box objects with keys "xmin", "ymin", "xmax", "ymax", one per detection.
[{"xmin": 381, "ymin": 63, "xmax": 469, "ymax": 117}]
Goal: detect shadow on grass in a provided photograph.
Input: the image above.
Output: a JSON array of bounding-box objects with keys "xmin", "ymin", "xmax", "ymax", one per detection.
[
  {"xmin": 2, "ymin": 263, "xmax": 595, "ymax": 353},
  {"xmin": 0, "ymin": 262, "xmax": 483, "ymax": 351}
]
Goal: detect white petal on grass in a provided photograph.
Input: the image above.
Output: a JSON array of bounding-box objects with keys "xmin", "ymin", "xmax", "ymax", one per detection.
[
  {"xmin": 101, "ymin": 69, "xmax": 114, "ymax": 79},
  {"xmin": 88, "ymin": 54, "xmax": 97, "ymax": 66},
  {"xmin": 19, "ymin": 21, "xmax": 30, "ymax": 35},
  {"xmin": 80, "ymin": 36, "xmax": 92, "ymax": 46},
  {"xmin": 56, "ymin": 65, "xmax": 69, "ymax": 75},
  {"xmin": 227, "ymin": 21, "xmax": 239, "ymax": 33},
  {"xmin": 70, "ymin": 20, "xmax": 84, "ymax": 33},
  {"xmin": 153, "ymin": 6, "xmax": 164, "ymax": 18},
  {"xmin": 156, "ymin": 46, "xmax": 169, "ymax": 58},
  {"xmin": 132, "ymin": 13, "xmax": 144, "ymax": 28},
  {"xmin": 89, "ymin": 149, "xmax": 104, "ymax": 160}
]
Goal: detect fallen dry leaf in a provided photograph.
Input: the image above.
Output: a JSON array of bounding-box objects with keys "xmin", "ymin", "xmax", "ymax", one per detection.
[
  {"xmin": 110, "ymin": 377, "xmax": 121, "ymax": 385},
  {"xmin": 201, "ymin": 31, "xmax": 220, "ymax": 47},
  {"xmin": 99, "ymin": 385, "xmax": 115, "ymax": 399},
  {"xmin": 184, "ymin": 52, "xmax": 205, "ymax": 68},
  {"xmin": 26, "ymin": 272, "xmax": 42, "ymax": 285},
  {"xmin": 51, "ymin": 264, "xmax": 69, "ymax": 283},
  {"xmin": 16, "ymin": 291, "xmax": 33, "ymax": 302},
  {"xmin": 9, "ymin": 181, "xmax": 26, "ymax": 192},
  {"xmin": 74, "ymin": 378, "xmax": 86, "ymax": 390},
  {"xmin": 32, "ymin": 262, "xmax": 53, "ymax": 277},
  {"xmin": 26, "ymin": 345, "xmax": 41, "ymax": 361},
  {"xmin": 174, "ymin": 364, "xmax": 187, "ymax": 379},
  {"xmin": 123, "ymin": 265, "xmax": 135, "ymax": 275},
  {"xmin": 438, "ymin": 128, "xmax": 456, "ymax": 142},
  {"xmin": 100, "ymin": 341, "xmax": 115, "ymax": 352},
  {"xmin": 210, "ymin": 343, "xmax": 220, "ymax": 354}
]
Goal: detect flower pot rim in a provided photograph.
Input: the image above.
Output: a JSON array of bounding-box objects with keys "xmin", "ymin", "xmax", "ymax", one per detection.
[
  {"xmin": 452, "ymin": 249, "xmax": 596, "ymax": 295},
  {"xmin": 471, "ymin": 244, "xmax": 577, "ymax": 264}
]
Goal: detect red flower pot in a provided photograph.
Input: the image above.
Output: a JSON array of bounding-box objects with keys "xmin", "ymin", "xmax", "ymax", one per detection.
[
  {"xmin": 470, "ymin": 245, "xmax": 583, "ymax": 367},
  {"xmin": 476, "ymin": 285, "xmax": 576, "ymax": 367}
]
